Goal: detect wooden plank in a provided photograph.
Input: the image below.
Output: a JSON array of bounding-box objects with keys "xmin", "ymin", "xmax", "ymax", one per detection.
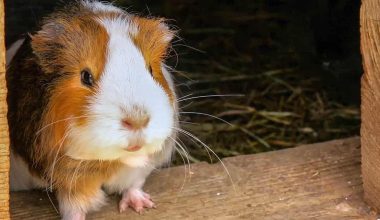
[
  {"xmin": 0, "ymin": 0, "xmax": 9, "ymax": 219},
  {"xmin": 360, "ymin": 0, "xmax": 380, "ymax": 213},
  {"xmin": 10, "ymin": 137, "xmax": 377, "ymax": 219}
]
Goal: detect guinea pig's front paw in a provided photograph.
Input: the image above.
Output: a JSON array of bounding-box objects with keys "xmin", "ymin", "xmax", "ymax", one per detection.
[{"xmin": 119, "ymin": 188, "xmax": 155, "ymax": 214}]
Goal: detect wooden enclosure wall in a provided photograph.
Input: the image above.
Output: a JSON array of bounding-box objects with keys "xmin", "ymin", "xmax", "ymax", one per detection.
[
  {"xmin": 0, "ymin": 0, "xmax": 379, "ymax": 218},
  {"xmin": 361, "ymin": 0, "xmax": 380, "ymax": 212},
  {"xmin": 0, "ymin": 0, "xmax": 9, "ymax": 219}
]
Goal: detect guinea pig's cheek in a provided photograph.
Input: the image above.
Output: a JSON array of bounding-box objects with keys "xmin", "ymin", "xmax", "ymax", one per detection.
[
  {"xmin": 65, "ymin": 143, "xmax": 124, "ymax": 161},
  {"xmin": 65, "ymin": 125, "xmax": 127, "ymax": 160},
  {"xmin": 144, "ymin": 139, "xmax": 165, "ymax": 153}
]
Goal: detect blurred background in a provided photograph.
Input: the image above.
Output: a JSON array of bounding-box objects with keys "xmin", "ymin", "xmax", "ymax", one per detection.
[{"xmin": 5, "ymin": 0, "xmax": 361, "ymax": 164}]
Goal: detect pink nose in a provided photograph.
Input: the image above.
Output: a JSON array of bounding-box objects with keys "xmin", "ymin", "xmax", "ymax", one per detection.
[
  {"xmin": 121, "ymin": 107, "xmax": 150, "ymax": 130},
  {"xmin": 121, "ymin": 116, "xmax": 149, "ymax": 130}
]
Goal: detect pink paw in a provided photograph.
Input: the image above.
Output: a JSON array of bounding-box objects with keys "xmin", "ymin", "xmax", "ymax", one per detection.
[{"xmin": 119, "ymin": 189, "xmax": 155, "ymax": 214}]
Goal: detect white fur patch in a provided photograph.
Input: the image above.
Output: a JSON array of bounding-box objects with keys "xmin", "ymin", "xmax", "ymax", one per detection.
[
  {"xmin": 158, "ymin": 23, "xmax": 174, "ymax": 42},
  {"xmin": 58, "ymin": 188, "xmax": 106, "ymax": 217},
  {"xmin": 104, "ymin": 165, "xmax": 152, "ymax": 194},
  {"xmin": 10, "ymin": 150, "xmax": 46, "ymax": 191},
  {"xmin": 6, "ymin": 38, "xmax": 24, "ymax": 67},
  {"xmin": 82, "ymin": 0, "xmax": 123, "ymax": 13}
]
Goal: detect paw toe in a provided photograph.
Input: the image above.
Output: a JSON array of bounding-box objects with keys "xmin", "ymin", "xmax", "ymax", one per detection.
[{"xmin": 119, "ymin": 189, "xmax": 155, "ymax": 214}]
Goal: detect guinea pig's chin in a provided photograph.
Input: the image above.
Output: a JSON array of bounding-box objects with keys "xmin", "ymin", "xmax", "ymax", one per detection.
[
  {"xmin": 118, "ymin": 140, "xmax": 166, "ymax": 167},
  {"xmin": 63, "ymin": 129, "xmax": 167, "ymax": 162}
]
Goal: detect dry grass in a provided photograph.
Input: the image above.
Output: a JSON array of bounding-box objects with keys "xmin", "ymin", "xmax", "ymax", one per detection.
[{"xmin": 172, "ymin": 65, "xmax": 359, "ymax": 164}]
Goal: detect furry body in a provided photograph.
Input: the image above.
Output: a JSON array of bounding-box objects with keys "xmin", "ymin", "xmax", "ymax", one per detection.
[{"xmin": 7, "ymin": 1, "xmax": 178, "ymax": 219}]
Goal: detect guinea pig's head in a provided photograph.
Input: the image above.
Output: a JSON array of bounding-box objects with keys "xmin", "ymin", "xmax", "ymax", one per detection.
[{"xmin": 32, "ymin": 1, "xmax": 176, "ymax": 167}]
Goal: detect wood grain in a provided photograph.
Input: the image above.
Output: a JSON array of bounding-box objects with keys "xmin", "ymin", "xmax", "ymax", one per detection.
[
  {"xmin": 360, "ymin": 0, "xmax": 380, "ymax": 213},
  {"xmin": 10, "ymin": 137, "xmax": 377, "ymax": 219},
  {"xmin": 0, "ymin": 0, "xmax": 10, "ymax": 219}
]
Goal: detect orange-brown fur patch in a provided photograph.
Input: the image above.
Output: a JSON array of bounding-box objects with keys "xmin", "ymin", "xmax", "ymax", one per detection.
[
  {"xmin": 31, "ymin": 17, "xmax": 108, "ymax": 79},
  {"xmin": 32, "ymin": 16, "xmax": 107, "ymax": 154},
  {"xmin": 131, "ymin": 17, "xmax": 175, "ymax": 103},
  {"xmin": 55, "ymin": 158, "xmax": 122, "ymax": 206}
]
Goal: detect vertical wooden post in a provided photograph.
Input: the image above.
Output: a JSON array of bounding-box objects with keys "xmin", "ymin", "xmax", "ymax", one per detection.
[
  {"xmin": 0, "ymin": 0, "xmax": 9, "ymax": 219},
  {"xmin": 361, "ymin": 0, "xmax": 380, "ymax": 212}
]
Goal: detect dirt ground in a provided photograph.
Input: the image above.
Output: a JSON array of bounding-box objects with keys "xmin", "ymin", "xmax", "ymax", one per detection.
[{"xmin": 5, "ymin": 0, "xmax": 362, "ymax": 164}]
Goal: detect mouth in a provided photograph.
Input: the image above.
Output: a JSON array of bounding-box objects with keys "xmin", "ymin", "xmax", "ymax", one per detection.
[{"xmin": 124, "ymin": 145, "xmax": 142, "ymax": 152}]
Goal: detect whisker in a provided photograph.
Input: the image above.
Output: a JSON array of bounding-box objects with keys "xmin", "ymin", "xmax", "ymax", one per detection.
[
  {"xmin": 165, "ymin": 66, "xmax": 194, "ymax": 82},
  {"xmin": 44, "ymin": 188, "xmax": 59, "ymax": 214},
  {"xmin": 178, "ymin": 101, "xmax": 194, "ymax": 110},
  {"xmin": 178, "ymin": 132, "xmax": 212, "ymax": 163},
  {"xmin": 68, "ymin": 160, "xmax": 83, "ymax": 204},
  {"xmin": 173, "ymin": 145, "xmax": 188, "ymax": 189},
  {"xmin": 168, "ymin": 44, "xmax": 179, "ymax": 68},
  {"xmin": 169, "ymin": 136, "xmax": 191, "ymax": 172},
  {"xmin": 178, "ymin": 94, "xmax": 244, "ymax": 102},
  {"xmin": 73, "ymin": 161, "xmax": 84, "ymax": 194},
  {"xmin": 178, "ymin": 121, "xmax": 200, "ymax": 125},
  {"xmin": 175, "ymin": 82, "xmax": 191, "ymax": 88},
  {"xmin": 179, "ymin": 111, "xmax": 233, "ymax": 126},
  {"xmin": 176, "ymin": 93, "xmax": 194, "ymax": 101},
  {"xmin": 33, "ymin": 115, "xmax": 97, "ymax": 158},
  {"xmin": 35, "ymin": 115, "xmax": 94, "ymax": 136},
  {"xmin": 176, "ymin": 137, "xmax": 190, "ymax": 155},
  {"xmin": 177, "ymin": 137, "xmax": 202, "ymax": 163},
  {"xmin": 172, "ymin": 127, "xmax": 236, "ymax": 191},
  {"xmin": 172, "ymin": 43, "xmax": 206, "ymax": 54},
  {"xmin": 168, "ymin": 136, "xmax": 191, "ymax": 194},
  {"xmin": 48, "ymin": 131, "xmax": 70, "ymax": 192}
]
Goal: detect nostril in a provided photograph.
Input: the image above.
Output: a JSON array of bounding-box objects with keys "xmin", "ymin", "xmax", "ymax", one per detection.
[
  {"xmin": 121, "ymin": 106, "xmax": 150, "ymax": 130},
  {"xmin": 121, "ymin": 115, "xmax": 150, "ymax": 130},
  {"xmin": 121, "ymin": 119, "xmax": 133, "ymax": 129}
]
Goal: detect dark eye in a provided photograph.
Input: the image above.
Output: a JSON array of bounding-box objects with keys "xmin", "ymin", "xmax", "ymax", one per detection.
[
  {"xmin": 148, "ymin": 65, "xmax": 153, "ymax": 76},
  {"xmin": 80, "ymin": 69, "xmax": 94, "ymax": 87}
]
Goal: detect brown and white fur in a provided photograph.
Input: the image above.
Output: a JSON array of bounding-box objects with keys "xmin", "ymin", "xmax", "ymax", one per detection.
[{"xmin": 7, "ymin": 1, "xmax": 178, "ymax": 219}]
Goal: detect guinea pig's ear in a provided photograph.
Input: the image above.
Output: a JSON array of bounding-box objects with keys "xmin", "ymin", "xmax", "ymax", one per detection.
[
  {"xmin": 156, "ymin": 20, "xmax": 176, "ymax": 43},
  {"xmin": 132, "ymin": 17, "xmax": 176, "ymax": 62},
  {"xmin": 30, "ymin": 21, "xmax": 65, "ymax": 73}
]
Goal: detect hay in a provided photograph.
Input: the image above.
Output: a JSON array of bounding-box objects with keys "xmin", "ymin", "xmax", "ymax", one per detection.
[{"xmin": 173, "ymin": 66, "xmax": 359, "ymax": 164}]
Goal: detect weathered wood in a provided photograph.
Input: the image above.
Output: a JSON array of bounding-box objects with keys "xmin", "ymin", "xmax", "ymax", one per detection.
[
  {"xmin": 360, "ymin": 0, "xmax": 380, "ymax": 213},
  {"xmin": 10, "ymin": 137, "xmax": 377, "ymax": 219},
  {"xmin": 0, "ymin": 0, "xmax": 9, "ymax": 219}
]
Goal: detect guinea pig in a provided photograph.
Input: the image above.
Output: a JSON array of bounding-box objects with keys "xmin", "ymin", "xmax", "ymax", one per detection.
[{"xmin": 7, "ymin": 1, "xmax": 178, "ymax": 219}]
